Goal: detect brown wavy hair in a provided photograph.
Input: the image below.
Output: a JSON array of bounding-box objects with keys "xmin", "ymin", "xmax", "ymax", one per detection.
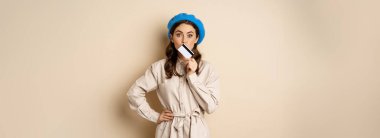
[{"xmin": 164, "ymin": 20, "xmax": 202, "ymax": 79}]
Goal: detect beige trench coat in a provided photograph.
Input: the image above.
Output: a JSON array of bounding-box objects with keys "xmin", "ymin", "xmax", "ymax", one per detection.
[{"xmin": 127, "ymin": 58, "xmax": 220, "ymax": 138}]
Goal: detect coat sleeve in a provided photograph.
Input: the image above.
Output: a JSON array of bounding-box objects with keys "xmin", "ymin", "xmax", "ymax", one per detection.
[
  {"xmin": 186, "ymin": 63, "xmax": 220, "ymax": 114},
  {"xmin": 126, "ymin": 64, "xmax": 160, "ymax": 123}
]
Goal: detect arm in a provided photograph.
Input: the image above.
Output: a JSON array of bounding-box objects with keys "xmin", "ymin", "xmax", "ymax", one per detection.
[
  {"xmin": 126, "ymin": 64, "xmax": 160, "ymax": 123},
  {"xmin": 186, "ymin": 64, "xmax": 220, "ymax": 114}
]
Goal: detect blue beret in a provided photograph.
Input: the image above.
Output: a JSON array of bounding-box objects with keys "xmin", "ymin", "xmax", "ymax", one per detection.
[{"xmin": 167, "ymin": 13, "xmax": 205, "ymax": 45}]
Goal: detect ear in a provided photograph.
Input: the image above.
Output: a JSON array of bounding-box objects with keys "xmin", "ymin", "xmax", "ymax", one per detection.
[
  {"xmin": 170, "ymin": 35, "xmax": 174, "ymax": 43},
  {"xmin": 195, "ymin": 36, "xmax": 199, "ymax": 44}
]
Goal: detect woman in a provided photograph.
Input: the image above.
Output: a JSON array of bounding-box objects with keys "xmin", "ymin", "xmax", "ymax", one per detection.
[{"xmin": 127, "ymin": 13, "xmax": 220, "ymax": 138}]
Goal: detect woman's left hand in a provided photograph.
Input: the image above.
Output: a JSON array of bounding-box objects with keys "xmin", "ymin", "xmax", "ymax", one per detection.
[{"xmin": 186, "ymin": 58, "xmax": 197, "ymax": 75}]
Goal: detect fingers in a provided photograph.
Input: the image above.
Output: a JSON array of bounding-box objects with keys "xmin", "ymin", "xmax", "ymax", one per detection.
[
  {"xmin": 162, "ymin": 116, "xmax": 173, "ymax": 120},
  {"xmin": 163, "ymin": 113, "xmax": 173, "ymax": 119},
  {"xmin": 185, "ymin": 58, "xmax": 197, "ymax": 74},
  {"xmin": 164, "ymin": 109, "xmax": 172, "ymax": 112},
  {"xmin": 165, "ymin": 112, "xmax": 174, "ymax": 117},
  {"xmin": 161, "ymin": 117, "xmax": 172, "ymax": 121},
  {"xmin": 184, "ymin": 58, "xmax": 195, "ymax": 62},
  {"xmin": 163, "ymin": 110, "xmax": 173, "ymax": 115},
  {"xmin": 159, "ymin": 110, "xmax": 174, "ymax": 122},
  {"xmin": 184, "ymin": 60, "xmax": 190, "ymax": 66},
  {"xmin": 184, "ymin": 58, "xmax": 195, "ymax": 66}
]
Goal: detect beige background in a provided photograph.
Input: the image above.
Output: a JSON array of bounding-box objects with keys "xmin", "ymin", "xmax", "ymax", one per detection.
[{"xmin": 1, "ymin": 0, "xmax": 379, "ymax": 138}]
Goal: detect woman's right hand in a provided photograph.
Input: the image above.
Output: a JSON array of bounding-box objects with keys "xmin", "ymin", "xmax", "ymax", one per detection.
[{"xmin": 157, "ymin": 109, "xmax": 174, "ymax": 124}]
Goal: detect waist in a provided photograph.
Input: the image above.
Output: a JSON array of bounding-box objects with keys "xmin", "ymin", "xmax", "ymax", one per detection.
[{"xmin": 172, "ymin": 108, "xmax": 203, "ymax": 118}]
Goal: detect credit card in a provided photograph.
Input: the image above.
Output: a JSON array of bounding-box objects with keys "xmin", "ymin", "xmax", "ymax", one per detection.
[{"xmin": 177, "ymin": 44, "xmax": 194, "ymax": 59}]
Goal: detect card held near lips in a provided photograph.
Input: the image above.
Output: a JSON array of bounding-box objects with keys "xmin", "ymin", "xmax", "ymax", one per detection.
[{"xmin": 177, "ymin": 44, "xmax": 194, "ymax": 59}]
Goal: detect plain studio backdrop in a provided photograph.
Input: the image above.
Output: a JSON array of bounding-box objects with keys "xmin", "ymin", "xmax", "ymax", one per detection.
[{"xmin": 0, "ymin": 0, "xmax": 379, "ymax": 138}]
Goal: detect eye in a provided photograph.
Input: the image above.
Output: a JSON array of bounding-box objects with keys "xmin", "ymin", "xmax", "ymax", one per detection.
[
  {"xmin": 187, "ymin": 34, "xmax": 193, "ymax": 38},
  {"xmin": 175, "ymin": 33, "xmax": 181, "ymax": 37}
]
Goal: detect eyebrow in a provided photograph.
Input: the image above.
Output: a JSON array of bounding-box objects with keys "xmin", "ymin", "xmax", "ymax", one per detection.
[{"xmin": 175, "ymin": 30, "xmax": 194, "ymax": 34}]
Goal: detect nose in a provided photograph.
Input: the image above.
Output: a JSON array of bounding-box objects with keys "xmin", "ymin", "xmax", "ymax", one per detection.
[{"xmin": 181, "ymin": 35, "xmax": 188, "ymax": 43}]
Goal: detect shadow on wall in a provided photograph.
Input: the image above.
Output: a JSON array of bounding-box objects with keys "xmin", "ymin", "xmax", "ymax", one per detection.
[{"xmin": 118, "ymin": 27, "xmax": 169, "ymax": 137}]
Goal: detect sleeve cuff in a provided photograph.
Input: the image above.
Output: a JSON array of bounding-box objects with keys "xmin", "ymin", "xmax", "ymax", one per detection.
[
  {"xmin": 138, "ymin": 103, "xmax": 160, "ymax": 123},
  {"xmin": 150, "ymin": 111, "xmax": 160, "ymax": 123},
  {"xmin": 187, "ymin": 73, "xmax": 200, "ymax": 85}
]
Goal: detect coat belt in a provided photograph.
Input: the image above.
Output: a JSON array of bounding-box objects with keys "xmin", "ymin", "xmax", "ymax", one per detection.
[{"xmin": 172, "ymin": 108, "xmax": 203, "ymax": 138}]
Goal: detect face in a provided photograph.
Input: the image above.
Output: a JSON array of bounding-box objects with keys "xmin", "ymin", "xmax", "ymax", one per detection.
[{"xmin": 170, "ymin": 23, "xmax": 199, "ymax": 50}]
